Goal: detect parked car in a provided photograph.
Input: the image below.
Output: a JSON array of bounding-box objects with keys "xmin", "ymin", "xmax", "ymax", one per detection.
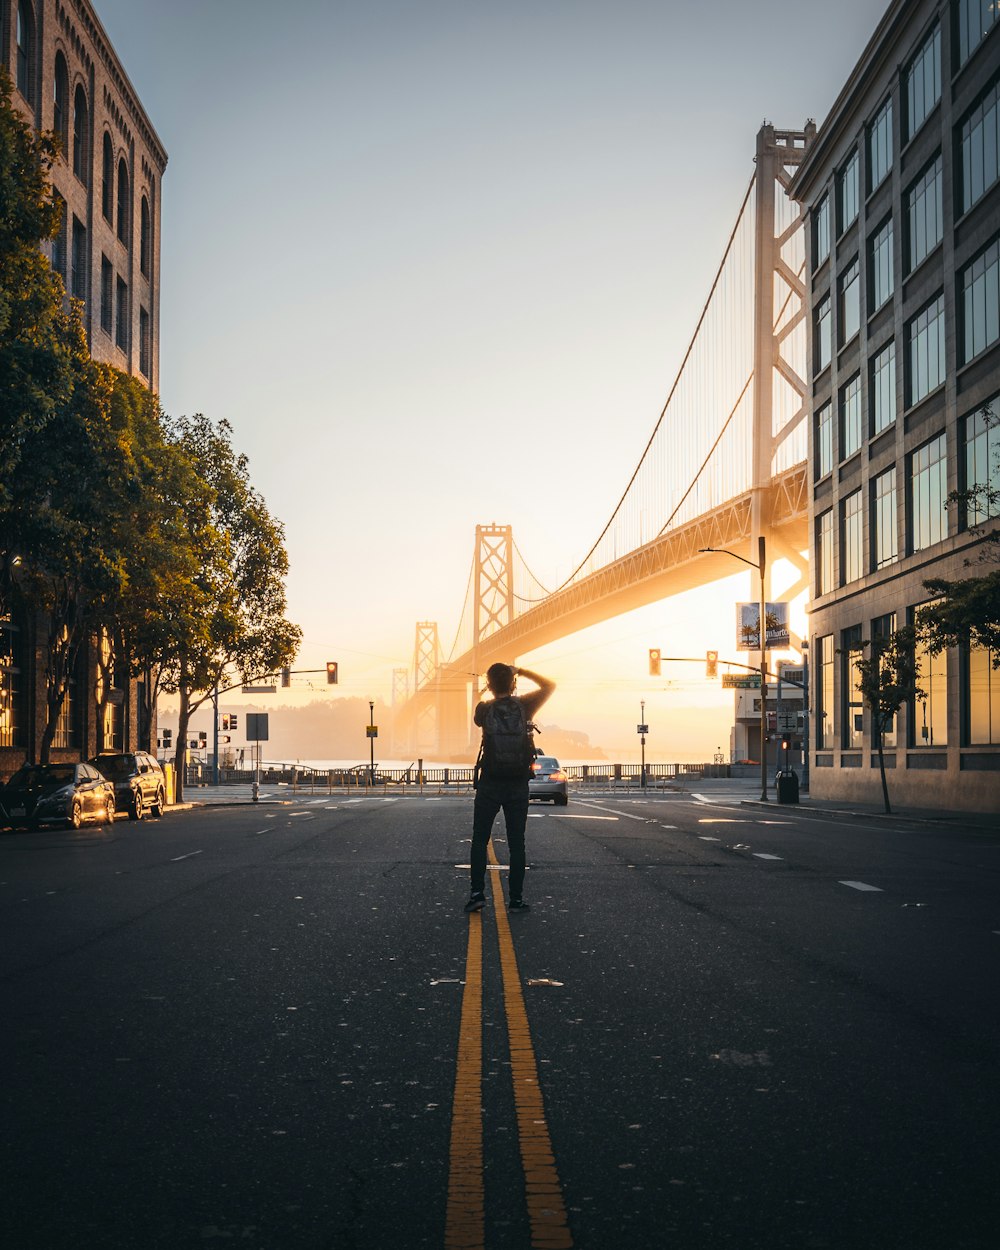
[
  {"xmin": 0, "ymin": 762, "xmax": 116, "ymax": 829},
  {"xmin": 529, "ymin": 755, "xmax": 569, "ymax": 805},
  {"xmin": 91, "ymin": 751, "xmax": 166, "ymax": 820}
]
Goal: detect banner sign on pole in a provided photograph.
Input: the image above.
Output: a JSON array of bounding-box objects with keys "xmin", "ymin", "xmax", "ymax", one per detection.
[{"xmin": 736, "ymin": 602, "xmax": 790, "ymax": 651}]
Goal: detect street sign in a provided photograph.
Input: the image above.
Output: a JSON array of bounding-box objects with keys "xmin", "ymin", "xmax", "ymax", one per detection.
[
  {"xmin": 636, "ymin": 723, "xmax": 649, "ymax": 734},
  {"xmin": 722, "ymin": 673, "xmax": 762, "ymax": 689},
  {"xmin": 366, "ymin": 725, "xmax": 378, "ymax": 738},
  {"xmin": 246, "ymin": 713, "xmax": 269, "ymax": 741},
  {"xmin": 242, "ymin": 684, "xmax": 276, "ymax": 694}
]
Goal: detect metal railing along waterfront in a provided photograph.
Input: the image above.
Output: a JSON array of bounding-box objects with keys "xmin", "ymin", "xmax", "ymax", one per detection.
[{"xmin": 182, "ymin": 761, "xmax": 737, "ymax": 796}]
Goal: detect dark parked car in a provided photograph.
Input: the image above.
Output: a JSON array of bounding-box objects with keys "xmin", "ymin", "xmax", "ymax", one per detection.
[
  {"xmin": 91, "ymin": 751, "xmax": 166, "ymax": 820},
  {"xmin": 529, "ymin": 755, "xmax": 569, "ymax": 805},
  {"xmin": 1, "ymin": 762, "xmax": 116, "ymax": 829}
]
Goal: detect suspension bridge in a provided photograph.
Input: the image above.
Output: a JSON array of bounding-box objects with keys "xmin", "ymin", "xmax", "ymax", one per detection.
[{"xmin": 395, "ymin": 124, "xmax": 815, "ymax": 759}]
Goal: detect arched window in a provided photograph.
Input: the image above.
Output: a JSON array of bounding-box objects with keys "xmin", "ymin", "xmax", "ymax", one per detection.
[
  {"xmin": 16, "ymin": 1, "xmax": 35, "ymax": 103},
  {"xmin": 72, "ymin": 85, "xmax": 89, "ymax": 184},
  {"xmin": 53, "ymin": 53, "xmax": 69, "ymax": 149},
  {"xmin": 116, "ymin": 156, "xmax": 129, "ymax": 245},
  {"xmin": 102, "ymin": 134, "xmax": 114, "ymax": 222},
  {"xmin": 140, "ymin": 196, "xmax": 150, "ymax": 276}
]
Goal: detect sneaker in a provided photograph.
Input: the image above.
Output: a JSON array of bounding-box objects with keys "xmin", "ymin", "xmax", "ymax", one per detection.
[
  {"xmin": 463, "ymin": 891, "xmax": 486, "ymax": 913},
  {"xmin": 508, "ymin": 898, "xmax": 530, "ymax": 911}
]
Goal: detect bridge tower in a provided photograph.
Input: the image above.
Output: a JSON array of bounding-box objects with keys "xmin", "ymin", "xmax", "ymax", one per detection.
[
  {"xmin": 752, "ymin": 122, "xmax": 814, "ymax": 599},
  {"xmin": 412, "ymin": 622, "xmax": 439, "ymax": 753}
]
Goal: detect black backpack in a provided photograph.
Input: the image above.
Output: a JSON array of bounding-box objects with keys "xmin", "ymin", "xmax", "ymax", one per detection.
[{"xmin": 477, "ymin": 697, "xmax": 534, "ymax": 782}]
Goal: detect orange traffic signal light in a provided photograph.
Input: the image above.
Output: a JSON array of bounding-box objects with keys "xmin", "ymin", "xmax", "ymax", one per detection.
[
  {"xmin": 648, "ymin": 648, "xmax": 661, "ymax": 677},
  {"xmin": 326, "ymin": 661, "xmax": 339, "ymax": 685},
  {"xmin": 706, "ymin": 650, "xmax": 718, "ymax": 678}
]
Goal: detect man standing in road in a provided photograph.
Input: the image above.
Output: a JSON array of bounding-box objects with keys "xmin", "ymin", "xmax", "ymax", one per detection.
[{"xmin": 465, "ymin": 663, "xmax": 555, "ymax": 914}]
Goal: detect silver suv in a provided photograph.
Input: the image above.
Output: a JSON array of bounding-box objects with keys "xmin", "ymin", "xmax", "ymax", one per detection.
[{"xmin": 91, "ymin": 752, "xmax": 166, "ymax": 820}]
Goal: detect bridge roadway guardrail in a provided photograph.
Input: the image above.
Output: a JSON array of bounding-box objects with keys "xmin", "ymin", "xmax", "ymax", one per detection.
[{"xmin": 182, "ymin": 761, "xmax": 744, "ymax": 796}]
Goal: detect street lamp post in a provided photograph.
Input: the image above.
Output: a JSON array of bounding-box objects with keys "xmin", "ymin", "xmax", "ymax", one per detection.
[
  {"xmin": 699, "ymin": 537, "xmax": 769, "ymax": 802},
  {"xmin": 640, "ymin": 699, "xmax": 646, "ymax": 789},
  {"xmin": 368, "ymin": 700, "xmax": 375, "ymax": 786}
]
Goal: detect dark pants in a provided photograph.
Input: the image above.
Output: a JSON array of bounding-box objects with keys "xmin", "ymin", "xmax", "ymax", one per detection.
[{"xmin": 471, "ymin": 775, "xmax": 529, "ymax": 899}]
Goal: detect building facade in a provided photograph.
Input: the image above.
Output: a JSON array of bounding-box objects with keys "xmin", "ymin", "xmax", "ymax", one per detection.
[
  {"xmin": 1, "ymin": 0, "xmax": 167, "ymax": 774},
  {"xmin": 790, "ymin": 0, "xmax": 1000, "ymax": 810}
]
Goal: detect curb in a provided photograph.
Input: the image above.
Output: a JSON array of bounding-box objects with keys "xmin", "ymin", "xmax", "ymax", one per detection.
[{"xmin": 739, "ymin": 798, "xmax": 961, "ymax": 826}]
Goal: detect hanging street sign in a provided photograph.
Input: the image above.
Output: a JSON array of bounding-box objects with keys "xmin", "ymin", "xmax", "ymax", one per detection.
[{"xmin": 722, "ymin": 673, "xmax": 762, "ymax": 689}]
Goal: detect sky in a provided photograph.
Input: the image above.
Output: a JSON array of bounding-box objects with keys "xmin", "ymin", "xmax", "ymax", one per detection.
[{"xmin": 94, "ymin": 0, "xmax": 883, "ymax": 759}]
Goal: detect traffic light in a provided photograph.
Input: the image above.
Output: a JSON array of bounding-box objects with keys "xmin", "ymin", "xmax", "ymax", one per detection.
[
  {"xmin": 220, "ymin": 735, "xmax": 231, "ymax": 745},
  {"xmin": 326, "ymin": 661, "xmax": 339, "ymax": 685},
  {"xmin": 706, "ymin": 650, "xmax": 718, "ymax": 678},
  {"xmin": 281, "ymin": 667, "xmax": 291, "ymax": 687},
  {"xmin": 648, "ymin": 648, "xmax": 661, "ymax": 676},
  {"xmin": 221, "ymin": 715, "xmax": 230, "ymax": 731},
  {"xmin": 198, "ymin": 731, "xmax": 207, "ymax": 747},
  {"xmin": 162, "ymin": 728, "xmax": 172, "ymax": 746},
  {"xmin": 230, "ymin": 714, "xmax": 238, "ymax": 730}
]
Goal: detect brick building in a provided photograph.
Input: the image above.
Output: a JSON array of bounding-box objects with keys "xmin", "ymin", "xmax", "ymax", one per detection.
[
  {"xmin": 1, "ymin": 0, "xmax": 167, "ymax": 773},
  {"xmin": 789, "ymin": 0, "xmax": 1000, "ymax": 811}
]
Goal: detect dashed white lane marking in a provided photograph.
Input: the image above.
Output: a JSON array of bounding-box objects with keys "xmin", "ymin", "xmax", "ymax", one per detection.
[
  {"xmin": 170, "ymin": 850, "xmax": 203, "ymax": 862},
  {"xmin": 698, "ymin": 818, "xmax": 751, "ymax": 824},
  {"xmin": 381, "ymin": 797, "xmax": 399, "ymax": 803},
  {"xmin": 758, "ymin": 820, "xmax": 793, "ymax": 825},
  {"xmin": 344, "ymin": 799, "xmax": 364, "ymax": 805},
  {"xmin": 753, "ymin": 853, "xmax": 783, "ymax": 860},
  {"xmin": 250, "ymin": 828, "xmax": 270, "ymax": 836},
  {"xmin": 698, "ymin": 836, "xmax": 721, "ymax": 841},
  {"xmin": 839, "ymin": 880, "xmax": 883, "ymax": 892},
  {"xmin": 547, "ymin": 813, "xmax": 618, "ymax": 821},
  {"xmin": 288, "ymin": 812, "xmax": 314, "ymax": 819},
  {"xmin": 576, "ymin": 802, "xmax": 651, "ymax": 822},
  {"xmin": 660, "ymin": 824, "xmax": 678, "ymax": 829}
]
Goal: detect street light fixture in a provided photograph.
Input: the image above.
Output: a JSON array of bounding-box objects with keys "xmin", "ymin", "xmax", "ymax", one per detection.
[{"xmin": 699, "ymin": 537, "xmax": 768, "ymax": 801}]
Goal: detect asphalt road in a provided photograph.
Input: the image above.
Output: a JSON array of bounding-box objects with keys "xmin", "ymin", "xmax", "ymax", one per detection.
[{"xmin": 1, "ymin": 790, "xmax": 998, "ymax": 1250}]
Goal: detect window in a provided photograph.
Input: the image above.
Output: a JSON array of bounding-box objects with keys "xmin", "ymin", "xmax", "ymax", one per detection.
[
  {"xmin": 70, "ymin": 217, "xmax": 86, "ymax": 302},
  {"xmin": 841, "ymin": 489, "xmax": 864, "ymax": 584},
  {"xmin": 0, "ymin": 617, "xmax": 24, "ymax": 749},
  {"xmin": 869, "ymin": 217, "xmax": 894, "ymax": 312},
  {"xmin": 910, "ymin": 431, "xmax": 948, "ymax": 551},
  {"xmin": 16, "ymin": 2, "xmax": 34, "ymax": 103},
  {"xmin": 53, "ymin": 52, "xmax": 69, "ymax": 148},
  {"xmin": 960, "ymin": 236, "xmax": 1000, "ymax": 363},
  {"xmin": 816, "ymin": 635, "xmax": 835, "ymax": 748},
  {"xmin": 115, "ymin": 276, "xmax": 129, "ymax": 351},
  {"xmin": 906, "ymin": 293, "xmax": 945, "ymax": 407},
  {"xmin": 52, "ymin": 676, "xmax": 76, "ymax": 749},
  {"xmin": 139, "ymin": 307, "xmax": 150, "ymax": 376},
  {"xmin": 72, "ymin": 85, "xmax": 89, "ymax": 184},
  {"xmin": 839, "ymin": 256, "xmax": 860, "ymax": 346},
  {"xmin": 813, "ymin": 195, "xmax": 831, "ymax": 268},
  {"xmin": 100, "ymin": 256, "xmax": 113, "ymax": 334},
  {"xmin": 956, "ymin": 0, "xmax": 998, "ymax": 66},
  {"xmin": 963, "ymin": 399, "xmax": 1000, "ymax": 526},
  {"xmin": 960, "ymin": 80, "xmax": 1000, "ymax": 213},
  {"xmin": 816, "ymin": 400, "xmax": 833, "ymax": 478},
  {"xmin": 868, "ymin": 98, "xmax": 893, "ymax": 192},
  {"xmin": 840, "ymin": 373, "xmax": 862, "ymax": 459},
  {"xmin": 968, "ymin": 645, "xmax": 1000, "ymax": 744},
  {"xmin": 906, "ymin": 25, "xmax": 941, "ymax": 139},
  {"xmin": 51, "ymin": 193, "xmax": 67, "ymax": 278},
  {"xmin": 842, "ymin": 624, "xmax": 865, "ymax": 749},
  {"xmin": 871, "ymin": 613, "xmax": 898, "ymax": 747},
  {"xmin": 117, "ymin": 157, "xmax": 130, "ymax": 245},
  {"xmin": 872, "ymin": 468, "xmax": 898, "ymax": 570},
  {"xmin": 102, "ymin": 134, "xmax": 114, "ymax": 222},
  {"xmin": 913, "ymin": 621, "xmax": 947, "ymax": 746},
  {"xmin": 140, "ymin": 197, "xmax": 151, "ymax": 277},
  {"xmin": 905, "ymin": 154, "xmax": 943, "ymax": 272},
  {"xmin": 870, "ymin": 341, "xmax": 897, "ymax": 437},
  {"xmin": 839, "ymin": 149, "xmax": 859, "ymax": 233},
  {"xmin": 817, "ymin": 508, "xmax": 834, "ymax": 596},
  {"xmin": 815, "ymin": 295, "xmax": 832, "ymax": 374}
]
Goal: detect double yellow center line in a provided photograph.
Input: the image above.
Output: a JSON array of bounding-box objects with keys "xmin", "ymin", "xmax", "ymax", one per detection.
[{"xmin": 445, "ymin": 845, "xmax": 573, "ymax": 1250}]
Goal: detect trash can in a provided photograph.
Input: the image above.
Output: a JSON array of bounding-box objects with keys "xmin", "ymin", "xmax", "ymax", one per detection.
[{"xmin": 775, "ymin": 769, "xmax": 799, "ymax": 804}]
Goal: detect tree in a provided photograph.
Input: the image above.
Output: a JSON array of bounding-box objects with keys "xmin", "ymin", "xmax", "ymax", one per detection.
[
  {"xmin": 155, "ymin": 415, "xmax": 301, "ymax": 801},
  {"xmin": 919, "ymin": 401, "xmax": 1000, "ymax": 664},
  {"xmin": 0, "ymin": 66, "xmax": 79, "ymax": 619},
  {"xmin": 851, "ymin": 626, "xmax": 923, "ymax": 814}
]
